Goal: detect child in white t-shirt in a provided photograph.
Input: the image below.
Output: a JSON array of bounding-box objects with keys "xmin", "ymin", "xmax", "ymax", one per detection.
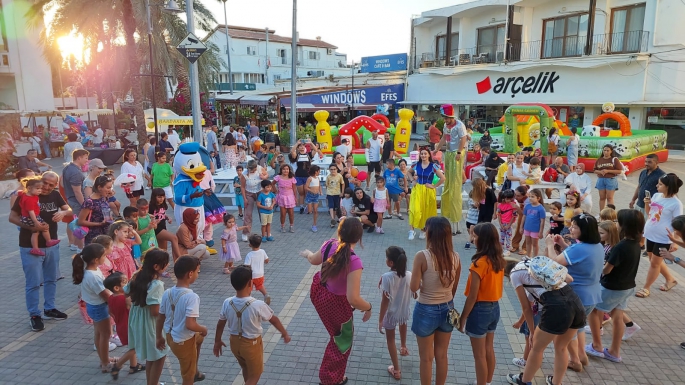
[
  {"xmin": 378, "ymin": 246, "xmax": 414, "ymax": 380},
  {"xmin": 339, "ymin": 188, "xmax": 354, "ymax": 221},
  {"xmin": 244, "ymin": 234, "xmax": 271, "ymax": 304},
  {"xmin": 212, "ymin": 266, "xmax": 290, "ymax": 385},
  {"xmin": 157, "ymin": 256, "xmax": 208, "ymax": 384}
]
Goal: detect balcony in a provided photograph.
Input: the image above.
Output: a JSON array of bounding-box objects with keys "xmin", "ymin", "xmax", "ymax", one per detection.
[{"xmin": 415, "ymin": 30, "xmax": 649, "ymax": 69}]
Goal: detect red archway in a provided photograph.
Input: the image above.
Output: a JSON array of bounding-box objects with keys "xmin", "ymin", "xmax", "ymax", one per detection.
[
  {"xmin": 371, "ymin": 113, "xmax": 390, "ymax": 128},
  {"xmin": 592, "ymin": 112, "xmax": 632, "ymax": 136}
]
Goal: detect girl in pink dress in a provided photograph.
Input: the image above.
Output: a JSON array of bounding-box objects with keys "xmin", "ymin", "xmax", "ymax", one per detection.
[
  {"xmin": 273, "ymin": 164, "xmax": 298, "ymax": 233},
  {"xmin": 107, "ymin": 221, "xmax": 142, "ymax": 279},
  {"xmin": 220, "ymin": 213, "xmax": 248, "ymax": 274}
]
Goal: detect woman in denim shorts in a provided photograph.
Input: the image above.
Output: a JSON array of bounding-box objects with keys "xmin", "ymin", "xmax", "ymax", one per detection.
[
  {"xmin": 409, "ymin": 217, "xmax": 461, "ymax": 385},
  {"xmin": 593, "ymin": 144, "xmax": 623, "ymax": 211}
]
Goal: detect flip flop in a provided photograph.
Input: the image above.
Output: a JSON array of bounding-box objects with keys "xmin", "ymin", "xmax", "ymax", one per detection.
[
  {"xmin": 635, "ymin": 288, "xmax": 650, "ymax": 298},
  {"xmin": 660, "ymin": 281, "xmax": 678, "ymax": 292},
  {"xmin": 399, "ymin": 347, "xmax": 410, "ymax": 356},
  {"xmin": 387, "ymin": 365, "xmax": 401, "ymax": 380}
]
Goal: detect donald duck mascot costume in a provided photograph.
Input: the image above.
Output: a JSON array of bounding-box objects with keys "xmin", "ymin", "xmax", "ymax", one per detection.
[{"xmin": 173, "ymin": 142, "xmax": 208, "ymax": 237}]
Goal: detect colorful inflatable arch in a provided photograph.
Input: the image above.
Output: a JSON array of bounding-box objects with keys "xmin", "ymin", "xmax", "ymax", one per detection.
[
  {"xmin": 503, "ymin": 105, "xmax": 554, "ymax": 154},
  {"xmin": 371, "ymin": 113, "xmax": 391, "ymax": 128},
  {"xmin": 592, "ymin": 112, "xmax": 632, "ymax": 137}
]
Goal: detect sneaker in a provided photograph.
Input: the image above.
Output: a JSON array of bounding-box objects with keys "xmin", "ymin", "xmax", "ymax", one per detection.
[
  {"xmin": 379, "ymin": 228, "xmax": 385, "ymax": 234},
  {"xmin": 419, "ymin": 231, "xmax": 426, "ymax": 240},
  {"xmin": 465, "ymin": 242, "xmax": 471, "ymax": 249},
  {"xmin": 545, "ymin": 376, "xmax": 555, "ymax": 385},
  {"xmin": 94, "ymin": 342, "xmax": 118, "ymax": 351},
  {"xmin": 512, "ymin": 357, "xmax": 526, "ymax": 368},
  {"xmin": 622, "ymin": 323, "xmax": 641, "ymax": 341},
  {"xmin": 585, "ymin": 343, "xmax": 604, "ymax": 358},
  {"xmin": 281, "ymin": 226, "xmax": 286, "ymax": 233},
  {"xmin": 331, "ymin": 219, "xmax": 337, "ymax": 227},
  {"xmin": 367, "ymin": 226, "xmax": 376, "ymax": 233},
  {"xmin": 299, "ymin": 206, "xmax": 305, "ymax": 214},
  {"xmin": 239, "ymin": 213, "xmax": 243, "ymax": 218},
  {"xmin": 30, "ymin": 316, "xmax": 44, "ymax": 332},
  {"xmin": 262, "ymin": 236, "xmax": 268, "ymax": 242},
  {"xmin": 241, "ymin": 234, "xmax": 248, "ymax": 242},
  {"xmin": 43, "ymin": 309, "xmax": 68, "ymax": 321},
  {"xmin": 266, "ymin": 236, "xmax": 274, "ymax": 241},
  {"xmin": 680, "ymin": 342, "xmax": 685, "ymax": 350},
  {"xmin": 375, "ymin": 227, "xmax": 381, "ymax": 234},
  {"xmin": 397, "ymin": 213, "xmax": 404, "ymax": 220},
  {"xmin": 289, "ymin": 225, "xmax": 295, "ymax": 233},
  {"xmin": 384, "ymin": 214, "xmax": 392, "ymax": 219},
  {"xmin": 505, "ymin": 373, "xmax": 527, "ymax": 385},
  {"xmin": 44, "ymin": 157, "xmax": 51, "ymax": 160},
  {"xmin": 264, "ymin": 295, "xmax": 271, "ymax": 305},
  {"xmin": 311, "ymin": 226, "xmax": 318, "ymax": 233},
  {"xmin": 206, "ymin": 240, "xmax": 215, "ymax": 247},
  {"xmin": 408, "ymin": 230, "xmax": 415, "ymax": 240},
  {"xmin": 110, "ymin": 335, "xmax": 123, "ymax": 347},
  {"xmin": 30, "ymin": 248, "xmax": 45, "ymax": 256},
  {"xmin": 69, "ymin": 244, "xmax": 78, "ymax": 251},
  {"xmin": 584, "ymin": 325, "xmax": 603, "ymax": 335}
]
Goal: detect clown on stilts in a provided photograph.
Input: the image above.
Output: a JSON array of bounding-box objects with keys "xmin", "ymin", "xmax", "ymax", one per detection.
[{"xmin": 433, "ymin": 104, "xmax": 468, "ymax": 229}]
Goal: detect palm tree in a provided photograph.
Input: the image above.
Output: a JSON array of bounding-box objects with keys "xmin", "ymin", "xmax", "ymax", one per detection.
[{"xmin": 27, "ymin": 0, "xmax": 224, "ymax": 145}]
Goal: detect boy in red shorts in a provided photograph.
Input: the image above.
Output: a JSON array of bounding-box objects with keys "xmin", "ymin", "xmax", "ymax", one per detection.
[{"xmin": 243, "ymin": 234, "xmax": 271, "ymax": 304}]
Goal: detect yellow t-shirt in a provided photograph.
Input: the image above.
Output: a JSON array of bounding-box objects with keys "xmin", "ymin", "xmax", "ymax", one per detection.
[
  {"xmin": 464, "ymin": 256, "xmax": 504, "ymax": 302},
  {"xmin": 496, "ymin": 162, "xmax": 509, "ymax": 184},
  {"xmin": 326, "ymin": 174, "xmax": 344, "ymax": 196}
]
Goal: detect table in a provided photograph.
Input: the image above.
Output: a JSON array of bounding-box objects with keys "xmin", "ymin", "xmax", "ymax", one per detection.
[{"xmin": 86, "ymin": 147, "xmax": 126, "ymax": 166}]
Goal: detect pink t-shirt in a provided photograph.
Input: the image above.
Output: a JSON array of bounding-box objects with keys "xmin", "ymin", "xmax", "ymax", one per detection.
[
  {"xmin": 320, "ymin": 239, "xmax": 363, "ymax": 296},
  {"xmin": 497, "ymin": 202, "xmax": 518, "ymax": 225},
  {"xmin": 110, "ymin": 239, "xmax": 137, "ymax": 279},
  {"xmin": 274, "ymin": 175, "xmax": 296, "ymax": 197}
]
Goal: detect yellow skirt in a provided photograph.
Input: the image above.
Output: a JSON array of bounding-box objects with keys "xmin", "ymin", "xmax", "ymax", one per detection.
[
  {"xmin": 409, "ymin": 183, "xmax": 437, "ymax": 230},
  {"xmin": 442, "ymin": 150, "xmax": 464, "ymax": 222}
]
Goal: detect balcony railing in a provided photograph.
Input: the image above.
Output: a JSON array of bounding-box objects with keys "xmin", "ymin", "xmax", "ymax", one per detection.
[{"xmin": 416, "ymin": 30, "xmax": 649, "ymax": 69}]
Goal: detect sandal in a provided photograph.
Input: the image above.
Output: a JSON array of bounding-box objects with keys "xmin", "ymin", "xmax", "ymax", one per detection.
[
  {"xmin": 129, "ymin": 363, "xmax": 145, "ymax": 374},
  {"xmin": 194, "ymin": 372, "xmax": 206, "ymax": 382},
  {"xmin": 223, "ymin": 268, "xmax": 230, "ymax": 274},
  {"xmin": 100, "ymin": 363, "xmax": 112, "ymax": 373},
  {"xmin": 111, "ymin": 365, "xmax": 121, "ymax": 380},
  {"xmin": 567, "ymin": 361, "xmax": 583, "ymax": 372},
  {"xmin": 387, "ymin": 365, "xmax": 401, "ymax": 380},
  {"xmin": 635, "ymin": 288, "xmax": 650, "ymax": 298},
  {"xmin": 399, "ymin": 347, "xmax": 410, "ymax": 356},
  {"xmin": 517, "ymin": 249, "xmax": 528, "ymax": 255},
  {"xmin": 660, "ymin": 281, "xmax": 678, "ymax": 292}
]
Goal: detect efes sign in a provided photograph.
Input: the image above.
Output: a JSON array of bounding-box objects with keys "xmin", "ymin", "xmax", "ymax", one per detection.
[{"xmin": 476, "ymin": 72, "xmax": 560, "ymax": 98}]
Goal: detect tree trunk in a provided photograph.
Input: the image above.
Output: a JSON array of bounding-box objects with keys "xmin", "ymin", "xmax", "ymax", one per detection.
[{"xmin": 121, "ymin": 0, "xmax": 147, "ymax": 147}]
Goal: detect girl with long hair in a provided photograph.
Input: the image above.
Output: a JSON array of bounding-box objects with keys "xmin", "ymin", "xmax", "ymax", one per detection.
[
  {"xmin": 460, "ymin": 223, "xmax": 505, "ymax": 385},
  {"xmin": 273, "ymin": 163, "xmax": 297, "ymax": 232},
  {"xmin": 409, "ymin": 216, "xmax": 461, "ymax": 385},
  {"xmin": 107, "ymin": 221, "xmax": 141, "ymax": 279},
  {"xmin": 125, "ymin": 248, "xmax": 170, "ymax": 385},
  {"xmin": 408, "ymin": 149, "xmax": 445, "ymax": 241},
  {"xmin": 149, "ymin": 188, "xmax": 181, "ymax": 261},
  {"xmin": 222, "ymin": 131, "xmax": 238, "ymax": 169},
  {"xmin": 379, "ymin": 246, "xmax": 413, "ymax": 380},
  {"xmin": 72, "ymin": 243, "xmax": 112, "ymax": 372},
  {"xmin": 78, "ymin": 175, "xmax": 114, "ymax": 245},
  {"xmin": 301, "ymin": 218, "xmax": 371, "ymax": 385},
  {"xmin": 593, "ymin": 144, "xmax": 623, "ymax": 210}
]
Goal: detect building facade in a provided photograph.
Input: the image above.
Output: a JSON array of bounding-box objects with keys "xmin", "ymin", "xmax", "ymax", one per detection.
[
  {"xmin": 1, "ymin": 0, "xmax": 55, "ymax": 125},
  {"xmin": 204, "ymin": 25, "xmax": 352, "ymax": 92},
  {"xmin": 407, "ymin": 0, "xmax": 685, "ymax": 148}
]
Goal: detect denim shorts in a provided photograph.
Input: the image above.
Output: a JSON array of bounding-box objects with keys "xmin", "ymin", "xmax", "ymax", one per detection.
[
  {"xmin": 305, "ymin": 192, "xmax": 320, "ymax": 204},
  {"xmin": 296, "ymin": 177, "xmax": 308, "ymax": 186},
  {"xmin": 411, "ymin": 301, "xmax": 454, "ymax": 337},
  {"xmin": 465, "ymin": 301, "xmax": 500, "ymax": 338},
  {"xmin": 519, "ymin": 313, "xmax": 542, "ymax": 336},
  {"xmin": 595, "ymin": 287, "xmax": 635, "ymax": 313},
  {"xmin": 86, "ymin": 302, "xmax": 110, "ymax": 323},
  {"xmin": 595, "ymin": 177, "xmax": 618, "ymax": 191}
]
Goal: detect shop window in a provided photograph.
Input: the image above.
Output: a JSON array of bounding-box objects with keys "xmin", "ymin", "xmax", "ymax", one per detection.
[
  {"xmin": 567, "ymin": 107, "xmax": 585, "ymax": 129},
  {"xmin": 308, "ymin": 51, "xmax": 320, "ymax": 60},
  {"xmin": 435, "ymin": 32, "xmax": 459, "ymax": 61},
  {"xmin": 542, "ymin": 13, "xmax": 588, "ymax": 58},
  {"xmin": 610, "ymin": 3, "xmax": 646, "ymax": 53},
  {"xmin": 477, "ymin": 25, "xmax": 505, "ymax": 62}
]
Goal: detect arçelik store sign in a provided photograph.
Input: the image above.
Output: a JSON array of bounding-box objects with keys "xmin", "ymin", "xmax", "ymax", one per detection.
[{"xmin": 476, "ymin": 71, "xmax": 560, "ymax": 98}]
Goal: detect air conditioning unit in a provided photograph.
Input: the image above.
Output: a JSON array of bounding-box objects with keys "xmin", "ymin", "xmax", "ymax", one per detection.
[{"xmin": 327, "ymin": 48, "xmax": 333, "ymax": 55}]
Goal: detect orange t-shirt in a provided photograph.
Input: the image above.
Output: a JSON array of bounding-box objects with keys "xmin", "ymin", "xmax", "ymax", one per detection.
[{"xmin": 464, "ymin": 256, "xmax": 504, "ymax": 302}]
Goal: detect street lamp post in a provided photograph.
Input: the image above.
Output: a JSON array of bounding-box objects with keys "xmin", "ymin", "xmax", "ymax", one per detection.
[
  {"xmin": 221, "ymin": 0, "xmax": 234, "ymax": 95},
  {"xmin": 290, "ymin": 0, "xmax": 297, "ymax": 147},
  {"xmin": 185, "ymin": 0, "xmax": 203, "ymax": 143}
]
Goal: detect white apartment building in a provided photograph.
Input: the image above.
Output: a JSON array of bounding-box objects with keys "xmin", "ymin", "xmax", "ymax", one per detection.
[
  {"xmin": 1, "ymin": 0, "xmax": 55, "ymax": 125},
  {"xmin": 407, "ymin": 0, "xmax": 685, "ymax": 148},
  {"xmin": 204, "ymin": 25, "xmax": 351, "ymax": 91}
]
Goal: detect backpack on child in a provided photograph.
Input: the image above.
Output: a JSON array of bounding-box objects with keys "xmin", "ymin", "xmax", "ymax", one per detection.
[{"xmin": 527, "ymin": 256, "xmax": 567, "ymax": 290}]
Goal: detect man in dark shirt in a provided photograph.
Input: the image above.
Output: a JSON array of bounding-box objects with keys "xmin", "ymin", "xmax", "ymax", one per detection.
[
  {"xmin": 158, "ymin": 132, "xmax": 174, "ymax": 155},
  {"xmin": 629, "ymin": 153, "xmax": 665, "ymax": 217},
  {"xmin": 10, "ymin": 171, "xmax": 72, "ymax": 331},
  {"xmin": 381, "ymin": 132, "xmax": 397, "ymax": 166},
  {"xmin": 18, "ymin": 149, "xmax": 52, "ymax": 173}
]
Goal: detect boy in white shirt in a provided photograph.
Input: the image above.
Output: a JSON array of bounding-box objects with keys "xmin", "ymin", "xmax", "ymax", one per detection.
[
  {"xmin": 213, "ymin": 266, "xmax": 290, "ymax": 385},
  {"xmin": 156, "ymin": 256, "xmax": 208, "ymax": 385},
  {"xmin": 243, "ymin": 234, "xmax": 271, "ymax": 304}
]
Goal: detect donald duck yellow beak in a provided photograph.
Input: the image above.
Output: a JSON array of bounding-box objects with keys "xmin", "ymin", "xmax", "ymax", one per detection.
[{"xmin": 181, "ymin": 163, "xmax": 207, "ymax": 182}]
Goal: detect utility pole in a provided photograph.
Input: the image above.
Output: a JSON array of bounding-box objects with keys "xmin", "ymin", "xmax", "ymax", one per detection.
[
  {"xmin": 222, "ymin": 0, "xmax": 234, "ymax": 95},
  {"xmin": 186, "ymin": 0, "xmax": 202, "ymax": 142},
  {"xmin": 265, "ymin": 27, "xmax": 269, "ymax": 85},
  {"xmin": 146, "ymin": 0, "xmax": 159, "ymax": 141},
  {"xmin": 290, "ymin": 0, "xmax": 297, "ymax": 146}
]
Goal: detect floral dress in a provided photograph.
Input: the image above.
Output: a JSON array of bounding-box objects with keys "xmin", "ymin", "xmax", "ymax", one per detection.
[
  {"xmin": 110, "ymin": 240, "xmax": 138, "ymax": 279},
  {"xmin": 82, "ymin": 197, "xmax": 111, "ymax": 245},
  {"xmin": 219, "ymin": 226, "xmax": 241, "ymax": 263}
]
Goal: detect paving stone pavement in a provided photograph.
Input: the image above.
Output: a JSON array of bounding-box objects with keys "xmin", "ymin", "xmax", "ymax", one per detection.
[{"xmin": 0, "ymin": 158, "xmax": 684, "ymax": 384}]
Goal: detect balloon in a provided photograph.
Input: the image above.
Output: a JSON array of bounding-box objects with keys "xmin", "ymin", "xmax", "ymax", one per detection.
[
  {"xmin": 433, "ymin": 175, "xmax": 439, "ymax": 184},
  {"xmin": 76, "ymin": 117, "xmax": 85, "ymax": 125},
  {"xmin": 350, "ymin": 167, "xmax": 359, "ymax": 178},
  {"xmin": 147, "ymin": 122, "xmax": 155, "ymax": 129},
  {"xmin": 357, "ymin": 171, "xmax": 368, "ymax": 181}
]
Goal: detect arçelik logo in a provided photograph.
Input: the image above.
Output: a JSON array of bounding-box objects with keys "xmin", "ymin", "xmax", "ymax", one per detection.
[{"xmin": 476, "ymin": 72, "xmax": 559, "ymax": 98}]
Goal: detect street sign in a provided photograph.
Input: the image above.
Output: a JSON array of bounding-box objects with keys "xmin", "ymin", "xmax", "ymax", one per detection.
[
  {"xmin": 235, "ymin": 83, "xmax": 257, "ymax": 90},
  {"xmin": 176, "ymin": 32, "xmax": 207, "ymax": 64}
]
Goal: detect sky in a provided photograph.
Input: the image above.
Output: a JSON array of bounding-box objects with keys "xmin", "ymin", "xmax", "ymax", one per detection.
[{"xmin": 199, "ymin": 0, "xmax": 469, "ymax": 62}]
